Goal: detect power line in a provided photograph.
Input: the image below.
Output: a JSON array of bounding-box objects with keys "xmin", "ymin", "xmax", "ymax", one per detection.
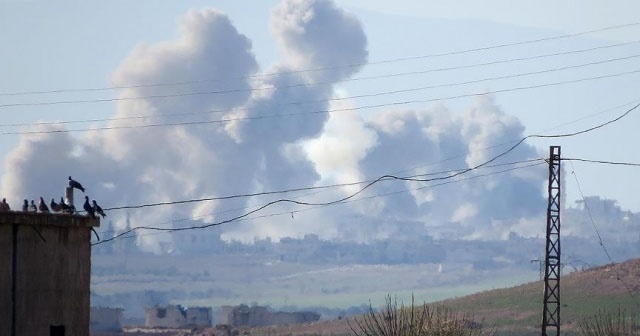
[
  {"xmin": 534, "ymin": 99, "xmax": 640, "ymax": 135},
  {"xmin": 2, "ymin": 52, "xmax": 639, "ymax": 109},
  {"xmin": 362, "ymin": 22, "xmax": 640, "ymax": 66},
  {"xmin": 562, "ymin": 158, "xmax": 640, "ymax": 167},
  {"xmin": 90, "ymin": 158, "xmax": 545, "ymax": 241},
  {"xmin": 533, "ymin": 101, "xmax": 640, "ymax": 139},
  {"xmin": 4, "ymin": 22, "xmax": 639, "ymax": 97},
  {"xmin": 93, "ymin": 160, "xmax": 545, "ymax": 245},
  {"xmin": 91, "ymin": 102, "xmax": 639, "ymax": 244},
  {"xmin": 94, "ymin": 159, "xmax": 546, "ymax": 239},
  {"xmin": 102, "ymin": 158, "xmax": 544, "ymax": 212},
  {"xmin": 10, "ymin": 40, "xmax": 640, "ymax": 99},
  {"xmin": 4, "ymin": 69, "xmax": 640, "ymax": 136},
  {"xmin": 568, "ymin": 163, "xmax": 640, "ymax": 307},
  {"xmin": 4, "ymin": 52, "xmax": 639, "ymax": 130}
]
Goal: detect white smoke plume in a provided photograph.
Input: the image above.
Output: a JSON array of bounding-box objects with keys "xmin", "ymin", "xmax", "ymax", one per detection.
[{"xmin": 0, "ymin": 0, "xmax": 551, "ymax": 253}]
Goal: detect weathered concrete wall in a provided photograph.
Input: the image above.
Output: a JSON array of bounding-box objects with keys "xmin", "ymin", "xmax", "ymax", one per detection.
[
  {"xmin": 221, "ymin": 304, "xmax": 320, "ymax": 327},
  {"xmin": 90, "ymin": 307, "xmax": 123, "ymax": 332},
  {"xmin": 146, "ymin": 305, "xmax": 186, "ymax": 328},
  {"xmin": 0, "ymin": 224, "xmax": 12, "ymax": 336},
  {"xmin": 146, "ymin": 305, "xmax": 212, "ymax": 328},
  {"xmin": 0, "ymin": 212, "xmax": 98, "ymax": 336},
  {"xmin": 185, "ymin": 307, "xmax": 212, "ymax": 327},
  {"xmin": 269, "ymin": 311, "xmax": 321, "ymax": 326}
]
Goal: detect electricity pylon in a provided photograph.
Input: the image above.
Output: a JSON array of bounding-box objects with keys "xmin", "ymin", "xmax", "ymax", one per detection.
[{"xmin": 542, "ymin": 146, "xmax": 561, "ymax": 336}]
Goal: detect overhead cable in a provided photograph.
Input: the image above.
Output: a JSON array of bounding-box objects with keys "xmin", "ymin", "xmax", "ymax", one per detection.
[
  {"xmin": 3, "ymin": 22, "xmax": 639, "ymax": 97},
  {"xmin": 2, "ymin": 53, "xmax": 639, "ymax": 109},
  {"xmin": 561, "ymin": 158, "xmax": 640, "ymax": 167},
  {"xmin": 91, "ymin": 103, "xmax": 639, "ymax": 244},
  {"xmin": 4, "ymin": 69, "xmax": 640, "ymax": 136},
  {"xmin": 568, "ymin": 163, "xmax": 640, "ymax": 307},
  {"xmin": 92, "ymin": 160, "xmax": 545, "ymax": 245}
]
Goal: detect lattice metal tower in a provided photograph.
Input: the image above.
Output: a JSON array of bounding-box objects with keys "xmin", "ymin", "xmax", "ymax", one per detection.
[{"xmin": 542, "ymin": 146, "xmax": 561, "ymax": 336}]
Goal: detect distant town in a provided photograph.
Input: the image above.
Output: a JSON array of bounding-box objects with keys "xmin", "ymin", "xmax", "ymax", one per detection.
[
  {"xmin": 90, "ymin": 196, "xmax": 640, "ymax": 326},
  {"xmin": 91, "ymin": 304, "xmax": 320, "ymax": 333}
]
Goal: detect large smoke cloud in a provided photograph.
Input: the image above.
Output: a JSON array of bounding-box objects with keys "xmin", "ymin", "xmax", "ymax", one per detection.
[{"xmin": 0, "ymin": 0, "xmax": 551, "ymax": 253}]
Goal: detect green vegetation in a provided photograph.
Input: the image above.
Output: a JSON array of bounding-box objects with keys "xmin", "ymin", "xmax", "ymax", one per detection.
[
  {"xmin": 579, "ymin": 310, "xmax": 640, "ymax": 336},
  {"xmin": 367, "ymin": 261, "xmax": 640, "ymax": 335},
  {"xmin": 239, "ymin": 259, "xmax": 640, "ymax": 336},
  {"xmin": 349, "ymin": 295, "xmax": 493, "ymax": 336}
]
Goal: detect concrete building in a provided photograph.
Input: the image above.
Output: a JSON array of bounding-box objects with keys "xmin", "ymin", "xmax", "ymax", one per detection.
[
  {"xmin": 90, "ymin": 307, "xmax": 124, "ymax": 332},
  {"xmin": 186, "ymin": 307, "xmax": 213, "ymax": 327},
  {"xmin": 220, "ymin": 304, "xmax": 320, "ymax": 327},
  {"xmin": 0, "ymin": 211, "xmax": 99, "ymax": 336},
  {"xmin": 145, "ymin": 304, "xmax": 212, "ymax": 328}
]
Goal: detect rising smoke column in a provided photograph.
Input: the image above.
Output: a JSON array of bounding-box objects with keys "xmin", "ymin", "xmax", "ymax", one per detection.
[
  {"xmin": 98, "ymin": 8, "xmax": 262, "ymax": 252},
  {"xmin": 275, "ymin": 95, "xmax": 548, "ymax": 243},
  {"xmin": 355, "ymin": 95, "xmax": 547, "ymax": 241},
  {"xmin": 0, "ymin": 0, "xmax": 550, "ymax": 252},
  {"xmin": 0, "ymin": 0, "xmax": 370, "ymax": 252}
]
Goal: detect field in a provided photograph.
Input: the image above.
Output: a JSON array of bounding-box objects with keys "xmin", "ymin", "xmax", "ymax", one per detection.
[
  {"xmin": 91, "ymin": 252, "xmax": 537, "ymax": 320},
  {"xmin": 241, "ymin": 258, "xmax": 640, "ymax": 336},
  {"xmin": 91, "ymin": 258, "xmax": 640, "ymax": 335}
]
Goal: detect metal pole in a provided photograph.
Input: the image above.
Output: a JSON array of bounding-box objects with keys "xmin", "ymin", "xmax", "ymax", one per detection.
[{"xmin": 542, "ymin": 146, "xmax": 561, "ymax": 336}]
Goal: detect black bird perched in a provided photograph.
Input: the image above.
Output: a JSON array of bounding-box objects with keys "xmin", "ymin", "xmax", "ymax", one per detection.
[
  {"xmin": 29, "ymin": 200, "xmax": 37, "ymax": 212},
  {"xmin": 22, "ymin": 199, "xmax": 28, "ymax": 212},
  {"xmin": 38, "ymin": 197, "xmax": 50, "ymax": 213},
  {"xmin": 60, "ymin": 197, "xmax": 70, "ymax": 213},
  {"xmin": 68, "ymin": 176, "xmax": 85, "ymax": 193},
  {"xmin": 0, "ymin": 198, "xmax": 9, "ymax": 211},
  {"xmin": 83, "ymin": 196, "xmax": 95, "ymax": 219},
  {"xmin": 50, "ymin": 198, "xmax": 61, "ymax": 212},
  {"xmin": 92, "ymin": 200, "xmax": 106, "ymax": 218}
]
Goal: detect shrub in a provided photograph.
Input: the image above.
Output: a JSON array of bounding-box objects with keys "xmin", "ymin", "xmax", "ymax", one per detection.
[
  {"xmin": 578, "ymin": 309, "xmax": 640, "ymax": 336},
  {"xmin": 348, "ymin": 295, "xmax": 492, "ymax": 336}
]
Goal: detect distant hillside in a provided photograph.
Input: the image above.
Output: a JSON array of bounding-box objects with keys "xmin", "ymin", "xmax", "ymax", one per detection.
[{"xmin": 240, "ymin": 258, "xmax": 640, "ymax": 336}]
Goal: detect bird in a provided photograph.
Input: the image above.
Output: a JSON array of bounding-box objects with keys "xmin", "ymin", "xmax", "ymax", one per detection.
[
  {"xmin": 83, "ymin": 196, "xmax": 95, "ymax": 219},
  {"xmin": 29, "ymin": 200, "xmax": 37, "ymax": 212},
  {"xmin": 68, "ymin": 176, "xmax": 85, "ymax": 193},
  {"xmin": 50, "ymin": 198, "xmax": 62, "ymax": 212},
  {"xmin": 38, "ymin": 197, "xmax": 50, "ymax": 213},
  {"xmin": 22, "ymin": 199, "xmax": 28, "ymax": 212},
  {"xmin": 92, "ymin": 200, "xmax": 106, "ymax": 218},
  {"xmin": 0, "ymin": 198, "xmax": 9, "ymax": 211},
  {"xmin": 60, "ymin": 197, "xmax": 71, "ymax": 213}
]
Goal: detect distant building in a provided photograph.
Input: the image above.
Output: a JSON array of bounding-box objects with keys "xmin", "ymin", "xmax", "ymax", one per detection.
[
  {"xmin": 90, "ymin": 307, "xmax": 124, "ymax": 332},
  {"xmin": 145, "ymin": 304, "xmax": 212, "ymax": 328},
  {"xmin": 0, "ymin": 210, "xmax": 100, "ymax": 336},
  {"xmin": 220, "ymin": 304, "xmax": 320, "ymax": 327}
]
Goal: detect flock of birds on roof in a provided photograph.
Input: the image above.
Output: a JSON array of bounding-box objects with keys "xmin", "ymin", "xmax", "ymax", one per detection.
[{"xmin": 0, "ymin": 176, "xmax": 106, "ymax": 219}]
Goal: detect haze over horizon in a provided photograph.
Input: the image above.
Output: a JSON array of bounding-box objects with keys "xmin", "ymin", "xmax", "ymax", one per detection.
[{"xmin": 1, "ymin": 0, "xmax": 638, "ymax": 254}]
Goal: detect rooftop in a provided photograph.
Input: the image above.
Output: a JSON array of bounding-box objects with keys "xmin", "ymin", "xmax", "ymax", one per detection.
[{"xmin": 0, "ymin": 211, "xmax": 100, "ymax": 228}]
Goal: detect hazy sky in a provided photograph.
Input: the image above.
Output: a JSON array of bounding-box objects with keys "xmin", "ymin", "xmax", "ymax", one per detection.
[{"xmin": 0, "ymin": 1, "xmax": 638, "ymax": 251}]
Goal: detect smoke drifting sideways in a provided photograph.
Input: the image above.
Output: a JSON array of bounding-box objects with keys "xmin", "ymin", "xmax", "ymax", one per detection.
[{"xmin": 1, "ymin": 0, "xmax": 554, "ymax": 253}]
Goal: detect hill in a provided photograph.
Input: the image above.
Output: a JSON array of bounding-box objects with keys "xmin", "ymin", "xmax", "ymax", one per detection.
[{"xmin": 240, "ymin": 258, "xmax": 640, "ymax": 336}]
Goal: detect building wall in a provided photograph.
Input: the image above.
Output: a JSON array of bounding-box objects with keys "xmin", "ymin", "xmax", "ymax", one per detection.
[
  {"xmin": 146, "ymin": 305, "xmax": 186, "ymax": 328},
  {"xmin": 269, "ymin": 311, "xmax": 321, "ymax": 326},
  {"xmin": 0, "ymin": 224, "xmax": 13, "ymax": 335},
  {"xmin": 90, "ymin": 307, "xmax": 124, "ymax": 332},
  {"xmin": 0, "ymin": 212, "xmax": 98, "ymax": 336},
  {"xmin": 185, "ymin": 307, "xmax": 212, "ymax": 327},
  {"xmin": 146, "ymin": 305, "xmax": 212, "ymax": 328},
  {"xmin": 221, "ymin": 305, "xmax": 320, "ymax": 327}
]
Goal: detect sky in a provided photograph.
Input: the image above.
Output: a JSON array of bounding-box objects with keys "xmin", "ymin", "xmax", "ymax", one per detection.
[{"xmin": 0, "ymin": 1, "xmax": 639, "ymax": 252}]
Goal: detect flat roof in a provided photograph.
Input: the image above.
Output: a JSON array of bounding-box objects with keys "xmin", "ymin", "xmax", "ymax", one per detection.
[{"xmin": 0, "ymin": 211, "xmax": 100, "ymax": 228}]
